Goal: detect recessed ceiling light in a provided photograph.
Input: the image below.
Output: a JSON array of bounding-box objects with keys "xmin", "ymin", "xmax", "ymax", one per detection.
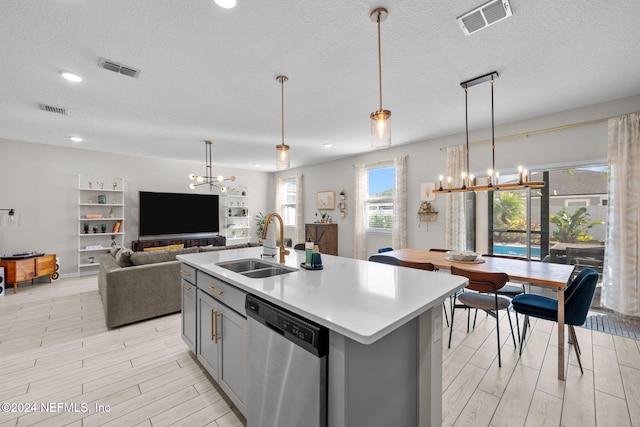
[
  {"xmin": 60, "ymin": 71, "xmax": 83, "ymax": 82},
  {"xmin": 323, "ymin": 143, "xmax": 332, "ymax": 148},
  {"xmin": 253, "ymin": 163, "xmax": 260, "ymax": 167},
  {"xmin": 69, "ymin": 136, "xmax": 83, "ymax": 142},
  {"xmin": 213, "ymin": 0, "xmax": 238, "ymax": 8}
]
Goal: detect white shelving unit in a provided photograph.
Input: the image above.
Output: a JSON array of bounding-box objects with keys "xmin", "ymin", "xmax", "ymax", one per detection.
[
  {"xmin": 78, "ymin": 176, "xmax": 125, "ymax": 273},
  {"xmin": 222, "ymin": 187, "xmax": 250, "ymax": 245}
]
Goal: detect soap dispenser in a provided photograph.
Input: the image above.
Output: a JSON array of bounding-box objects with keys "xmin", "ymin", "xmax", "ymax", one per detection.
[{"xmin": 305, "ymin": 238, "xmax": 314, "ymax": 265}]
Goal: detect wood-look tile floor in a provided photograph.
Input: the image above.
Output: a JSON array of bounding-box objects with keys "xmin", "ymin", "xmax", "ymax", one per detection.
[{"xmin": 1, "ymin": 277, "xmax": 639, "ymax": 427}]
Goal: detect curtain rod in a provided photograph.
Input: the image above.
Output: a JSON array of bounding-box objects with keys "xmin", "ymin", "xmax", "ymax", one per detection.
[
  {"xmin": 439, "ymin": 117, "xmax": 608, "ymax": 151},
  {"xmin": 353, "ymin": 154, "xmax": 408, "ymax": 167}
]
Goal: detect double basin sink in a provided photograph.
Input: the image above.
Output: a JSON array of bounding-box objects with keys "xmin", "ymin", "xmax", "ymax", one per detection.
[{"xmin": 217, "ymin": 258, "xmax": 297, "ymax": 279}]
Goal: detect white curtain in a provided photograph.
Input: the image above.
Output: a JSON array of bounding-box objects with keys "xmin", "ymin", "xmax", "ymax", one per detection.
[
  {"xmin": 392, "ymin": 156, "xmax": 408, "ymax": 249},
  {"xmin": 295, "ymin": 173, "xmax": 304, "ymax": 245},
  {"xmin": 601, "ymin": 112, "xmax": 640, "ymax": 316},
  {"xmin": 444, "ymin": 145, "xmax": 466, "ymax": 251},
  {"xmin": 353, "ymin": 163, "xmax": 367, "ymax": 260}
]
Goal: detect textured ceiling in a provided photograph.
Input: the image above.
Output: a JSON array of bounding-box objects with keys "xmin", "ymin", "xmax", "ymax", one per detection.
[{"xmin": 1, "ymin": 0, "xmax": 639, "ymax": 171}]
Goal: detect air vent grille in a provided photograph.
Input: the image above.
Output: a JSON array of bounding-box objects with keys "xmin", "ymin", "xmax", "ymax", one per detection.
[
  {"xmin": 98, "ymin": 58, "xmax": 141, "ymax": 78},
  {"xmin": 39, "ymin": 104, "xmax": 68, "ymax": 115},
  {"xmin": 457, "ymin": 0, "xmax": 512, "ymax": 36}
]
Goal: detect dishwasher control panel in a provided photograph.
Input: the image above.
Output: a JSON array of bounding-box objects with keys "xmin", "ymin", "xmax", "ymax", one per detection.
[{"xmin": 246, "ymin": 294, "xmax": 328, "ymax": 357}]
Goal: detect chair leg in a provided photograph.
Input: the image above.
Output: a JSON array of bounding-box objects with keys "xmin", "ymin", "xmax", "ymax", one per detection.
[
  {"xmin": 466, "ymin": 307, "xmax": 471, "ymax": 333},
  {"xmin": 569, "ymin": 325, "xmax": 584, "ymax": 374},
  {"xmin": 495, "ymin": 307, "xmax": 502, "ymax": 368},
  {"xmin": 448, "ymin": 295, "xmax": 457, "ymax": 349},
  {"xmin": 442, "ymin": 302, "xmax": 449, "ymax": 327},
  {"xmin": 506, "ymin": 309, "xmax": 517, "ymax": 348},
  {"xmin": 519, "ymin": 315, "xmax": 529, "ymax": 356}
]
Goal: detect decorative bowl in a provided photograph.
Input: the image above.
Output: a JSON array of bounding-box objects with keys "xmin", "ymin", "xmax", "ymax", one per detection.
[{"xmin": 446, "ymin": 251, "xmax": 479, "ymax": 262}]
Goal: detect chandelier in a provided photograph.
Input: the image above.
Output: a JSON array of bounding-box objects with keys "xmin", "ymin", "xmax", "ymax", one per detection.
[
  {"xmin": 189, "ymin": 140, "xmax": 236, "ymax": 192},
  {"xmin": 433, "ymin": 71, "xmax": 544, "ymax": 194}
]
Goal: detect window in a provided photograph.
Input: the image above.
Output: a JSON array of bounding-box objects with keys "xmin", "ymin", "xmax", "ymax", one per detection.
[
  {"xmin": 280, "ymin": 177, "xmax": 297, "ymax": 226},
  {"xmin": 366, "ymin": 165, "xmax": 395, "ymax": 230}
]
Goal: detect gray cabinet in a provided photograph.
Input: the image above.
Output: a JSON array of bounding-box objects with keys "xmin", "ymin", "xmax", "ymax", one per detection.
[
  {"xmin": 195, "ymin": 273, "xmax": 247, "ymax": 415},
  {"xmin": 180, "ymin": 265, "xmax": 197, "ymax": 353}
]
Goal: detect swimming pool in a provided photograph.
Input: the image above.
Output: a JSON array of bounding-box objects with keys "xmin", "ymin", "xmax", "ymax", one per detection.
[{"xmin": 493, "ymin": 244, "xmax": 541, "ymax": 258}]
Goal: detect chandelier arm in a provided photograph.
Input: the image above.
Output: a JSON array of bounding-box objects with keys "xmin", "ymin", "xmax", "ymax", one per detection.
[
  {"xmin": 491, "ymin": 76, "xmax": 495, "ymax": 177},
  {"xmin": 465, "ymin": 87, "xmax": 469, "ymax": 183}
]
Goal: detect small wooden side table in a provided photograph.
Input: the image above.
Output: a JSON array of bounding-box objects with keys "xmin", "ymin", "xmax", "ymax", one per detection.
[{"xmin": 0, "ymin": 254, "xmax": 57, "ymax": 294}]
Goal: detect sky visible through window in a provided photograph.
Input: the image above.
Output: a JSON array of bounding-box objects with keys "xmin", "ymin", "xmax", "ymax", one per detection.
[{"xmin": 369, "ymin": 167, "xmax": 394, "ymax": 196}]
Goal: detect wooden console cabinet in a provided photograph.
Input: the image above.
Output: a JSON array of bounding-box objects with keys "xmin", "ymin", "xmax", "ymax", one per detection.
[
  {"xmin": 0, "ymin": 254, "xmax": 56, "ymax": 294},
  {"xmin": 305, "ymin": 223, "xmax": 338, "ymax": 255}
]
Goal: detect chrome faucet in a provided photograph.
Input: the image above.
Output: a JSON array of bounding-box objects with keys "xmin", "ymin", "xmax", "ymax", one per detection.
[{"xmin": 262, "ymin": 212, "xmax": 290, "ymax": 263}]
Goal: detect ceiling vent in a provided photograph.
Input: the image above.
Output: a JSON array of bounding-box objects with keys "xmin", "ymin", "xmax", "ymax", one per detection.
[
  {"xmin": 39, "ymin": 103, "xmax": 68, "ymax": 115},
  {"xmin": 98, "ymin": 58, "xmax": 141, "ymax": 78},
  {"xmin": 456, "ymin": 0, "xmax": 512, "ymax": 36}
]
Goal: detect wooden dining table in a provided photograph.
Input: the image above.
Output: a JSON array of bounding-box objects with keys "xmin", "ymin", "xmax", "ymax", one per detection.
[{"xmin": 382, "ymin": 248, "xmax": 576, "ymax": 381}]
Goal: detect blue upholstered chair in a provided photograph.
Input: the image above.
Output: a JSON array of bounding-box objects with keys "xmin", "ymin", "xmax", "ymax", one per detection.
[
  {"xmin": 378, "ymin": 247, "xmax": 393, "ymax": 253},
  {"xmin": 512, "ymin": 268, "xmax": 598, "ymax": 374}
]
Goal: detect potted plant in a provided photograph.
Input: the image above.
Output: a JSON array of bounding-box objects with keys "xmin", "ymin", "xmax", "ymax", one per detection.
[{"xmin": 254, "ymin": 212, "xmax": 266, "ymax": 240}]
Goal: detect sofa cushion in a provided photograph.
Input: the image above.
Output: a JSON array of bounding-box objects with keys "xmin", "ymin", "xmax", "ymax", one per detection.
[
  {"xmin": 115, "ymin": 247, "xmax": 134, "ymax": 267},
  {"xmin": 143, "ymin": 244, "xmax": 185, "ymax": 252},
  {"xmin": 130, "ymin": 246, "xmax": 198, "ymax": 265},
  {"xmin": 198, "ymin": 245, "xmax": 227, "ymax": 252}
]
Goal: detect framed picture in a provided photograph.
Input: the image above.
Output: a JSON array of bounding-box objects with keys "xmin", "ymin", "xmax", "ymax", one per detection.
[
  {"xmin": 421, "ymin": 182, "xmax": 436, "ymax": 201},
  {"xmin": 317, "ymin": 190, "xmax": 336, "ymax": 210}
]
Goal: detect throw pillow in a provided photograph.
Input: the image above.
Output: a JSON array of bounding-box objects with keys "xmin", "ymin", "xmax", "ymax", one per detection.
[
  {"xmin": 110, "ymin": 245, "xmax": 122, "ymax": 257},
  {"xmin": 130, "ymin": 246, "xmax": 198, "ymax": 265},
  {"xmin": 115, "ymin": 247, "xmax": 133, "ymax": 267}
]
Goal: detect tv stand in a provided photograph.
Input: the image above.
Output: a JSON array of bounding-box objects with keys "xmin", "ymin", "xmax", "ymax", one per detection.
[{"xmin": 132, "ymin": 236, "xmax": 226, "ymax": 252}]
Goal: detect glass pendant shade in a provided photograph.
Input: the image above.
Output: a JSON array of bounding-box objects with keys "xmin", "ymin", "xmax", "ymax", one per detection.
[
  {"xmin": 276, "ymin": 144, "xmax": 290, "ymax": 170},
  {"xmin": 371, "ymin": 109, "xmax": 392, "ymax": 148}
]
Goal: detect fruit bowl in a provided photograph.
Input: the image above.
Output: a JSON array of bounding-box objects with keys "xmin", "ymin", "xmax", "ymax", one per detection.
[{"xmin": 446, "ymin": 251, "xmax": 479, "ymax": 262}]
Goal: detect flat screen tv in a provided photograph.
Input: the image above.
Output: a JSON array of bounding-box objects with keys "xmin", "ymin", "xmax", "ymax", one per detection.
[{"xmin": 139, "ymin": 191, "xmax": 220, "ymax": 237}]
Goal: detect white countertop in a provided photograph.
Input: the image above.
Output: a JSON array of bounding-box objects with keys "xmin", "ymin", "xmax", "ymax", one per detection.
[{"xmin": 178, "ymin": 247, "xmax": 467, "ymax": 345}]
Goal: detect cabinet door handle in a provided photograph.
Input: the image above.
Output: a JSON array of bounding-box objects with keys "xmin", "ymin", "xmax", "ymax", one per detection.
[
  {"xmin": 211, "ymin": 310, "xmax": 222, "ymax": 343},
  {"xmin": 180, "ymin": 282, "xmax": 191, "ymax": 290},
  {"xmin": 180, "ymin": 270, "xmax": 192, "ymax": 277},
  {"xmin": 208, "ymin": 286, "xmax": 223, "ymax": 295}
]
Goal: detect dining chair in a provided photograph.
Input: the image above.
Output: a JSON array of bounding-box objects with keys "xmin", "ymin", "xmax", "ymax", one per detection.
[
  {"xmin": 368, "ymin": 255, "xmax": 447, "ymax": 326},
  {"xmin": 449, "ymin": 265, "xmax": 517, "ymax": 367},
  {"xmin": 293, "ymin": 243, "xmax": 305, "ymax": 250},
  {"xmin": 481, "ymin": 253, "xmax": 528, "ymax": 298},
  {"xmin": 512, "ymin": 268, "xmax": 598, "ymax": 374}
]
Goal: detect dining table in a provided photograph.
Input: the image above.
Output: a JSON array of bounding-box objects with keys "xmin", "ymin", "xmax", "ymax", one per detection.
[{"xmin": 382, "ymin": 248, "xmax": 576, "ymax": 381}]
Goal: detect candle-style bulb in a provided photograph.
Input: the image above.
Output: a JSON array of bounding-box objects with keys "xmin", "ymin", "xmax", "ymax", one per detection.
[
  {"xmin": 438, "ymin": 175, "xmax": 443, "ymax": 190},
  {"xmin": 495, "ymin": 172, "xmax": 500, "ymax": 185},
  {"xmin": 447, "ymin": 176, "xmax": 452, "ymax": 189},
  {"xmin": 523, "ymin": 169, "xmax": 529, "ymax": 183}
]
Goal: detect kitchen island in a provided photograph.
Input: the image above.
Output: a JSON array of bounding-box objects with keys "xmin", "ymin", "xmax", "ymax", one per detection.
[{"xmin": 178, "ymin": 247, "xmax": 467, "ymax": 427}]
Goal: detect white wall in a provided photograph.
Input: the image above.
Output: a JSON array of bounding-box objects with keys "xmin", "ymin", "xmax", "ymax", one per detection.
[
  {"xmin": 0, "ymin": 139, "xmax": 273, "ymax": 276},
  {"xmin": 276, "ymin": 96, "xmax": 640, "ymax": 258}
]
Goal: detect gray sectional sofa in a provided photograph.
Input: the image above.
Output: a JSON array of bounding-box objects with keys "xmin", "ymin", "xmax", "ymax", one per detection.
[{"xmin": 98, "ymin": 243, "xmax": 259, "ymax": 328}]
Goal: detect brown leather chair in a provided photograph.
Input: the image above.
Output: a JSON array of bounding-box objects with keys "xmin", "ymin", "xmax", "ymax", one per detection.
[{"xmin": 449, "ymin": 266, "xmax": 518, "ymax": 367}]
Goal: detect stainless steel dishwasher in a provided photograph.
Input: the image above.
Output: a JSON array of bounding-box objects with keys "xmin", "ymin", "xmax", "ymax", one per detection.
[{"xmin": 245, "ymin": 294, "xmax": 329, "ymax": 427}]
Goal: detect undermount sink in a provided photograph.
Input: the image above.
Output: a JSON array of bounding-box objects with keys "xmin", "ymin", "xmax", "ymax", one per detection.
[{"xmin": 217, "ymin": 258, "xmax": 297, "ymax": 279}]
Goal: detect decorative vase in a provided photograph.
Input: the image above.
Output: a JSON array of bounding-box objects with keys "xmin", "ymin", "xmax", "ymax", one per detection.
[{"xmin": 109, "ymin": 207, "xmax": 115, "ymax": 218}]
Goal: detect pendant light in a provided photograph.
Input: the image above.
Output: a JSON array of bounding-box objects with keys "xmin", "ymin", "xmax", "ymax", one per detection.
[
  {"xmin": 275, "ymin": 75, "xmax": 290, "ymax": 170},
  {"xmin": 189, "ymin": 140, "xmax": 236, "ymax": 192},
  {"xmin": 433, "ymin": 71, "xmax": 544, "ymax": 194},
  {"xmin": 370, "ymin": 7, "xmax": 391, "ymax": 148}
]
